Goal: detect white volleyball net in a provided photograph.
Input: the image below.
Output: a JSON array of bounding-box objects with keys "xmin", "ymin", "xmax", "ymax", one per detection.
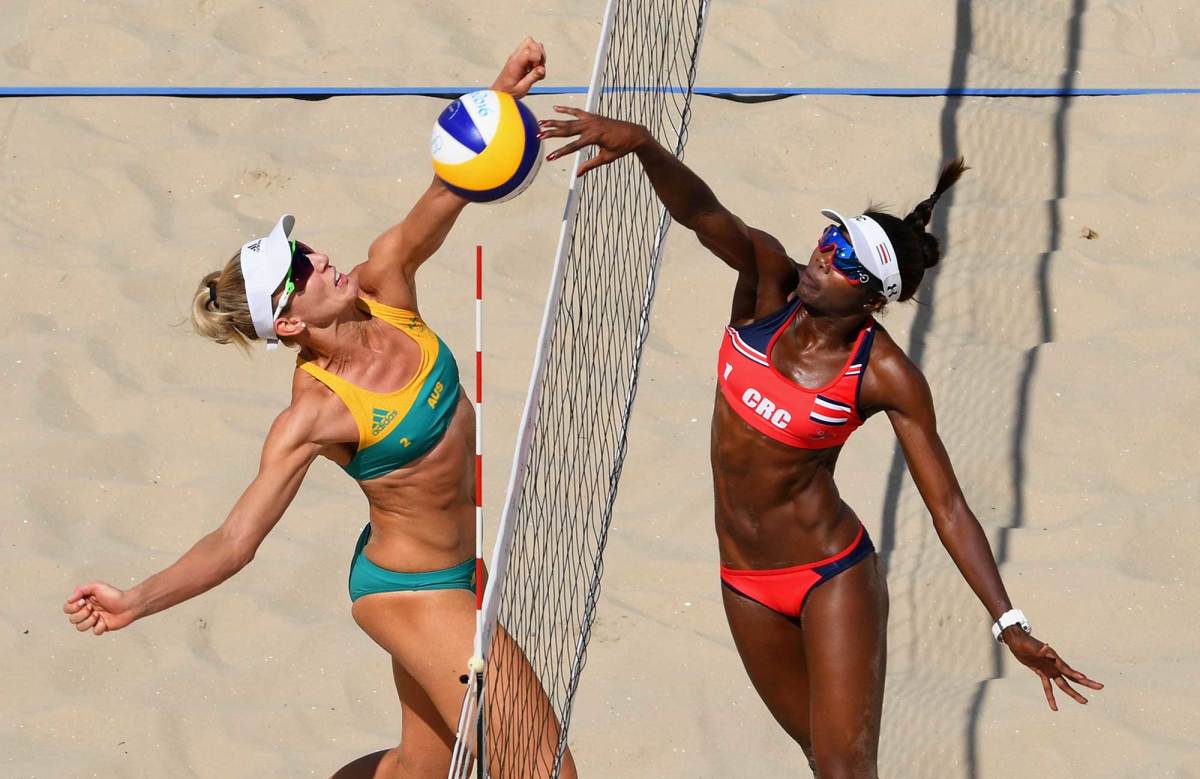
[{"xmin": 448, "ymin": 1, "xmax": 711, "ymax": 776}]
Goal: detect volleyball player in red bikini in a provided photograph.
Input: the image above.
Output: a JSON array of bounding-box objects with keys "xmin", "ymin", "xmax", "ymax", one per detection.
[{"xmin": 539, "ymin": 108, "xmax": 1102, "ymax": 777}]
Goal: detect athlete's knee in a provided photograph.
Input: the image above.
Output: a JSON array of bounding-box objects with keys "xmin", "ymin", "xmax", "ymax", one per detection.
[{"xmin": 811, "ymin": 746, "xmax": 877, "ymax": 779}]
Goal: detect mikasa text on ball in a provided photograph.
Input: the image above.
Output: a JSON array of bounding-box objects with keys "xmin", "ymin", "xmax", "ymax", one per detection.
[{"xmin": 430, "ymin": 89, "xmax": 543, "ymax": 203}]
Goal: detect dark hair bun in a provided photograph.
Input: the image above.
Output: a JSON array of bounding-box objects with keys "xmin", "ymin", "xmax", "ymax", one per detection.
[{"xmin": 919, "ymin": 232, "xmax": 941, "ymax": 269}]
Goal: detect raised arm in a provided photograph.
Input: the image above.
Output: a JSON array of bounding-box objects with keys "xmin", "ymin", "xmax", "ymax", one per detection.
[
  {"xmin": 539, "ymin": 107, "xmax": 797, "ymax": 316},
  {"xmin": 353, "ymin": 37, "xmax": 548, "ymax": 310},
  {"xmin": 868, "ymin": 348, "xmax": 1103, "ymax": 710},
  {"xmin": 63, "ymin": 405, "xmax": 322, "ymax": 635},
  {"xmin": 352, "ymin": 179, "xmax": 472, "ymax": 311}
]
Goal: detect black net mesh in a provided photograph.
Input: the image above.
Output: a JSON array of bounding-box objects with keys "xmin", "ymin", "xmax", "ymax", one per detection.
[{"xmin": 477, "ymin": 2, "xmax": 710, "ymax": 777}]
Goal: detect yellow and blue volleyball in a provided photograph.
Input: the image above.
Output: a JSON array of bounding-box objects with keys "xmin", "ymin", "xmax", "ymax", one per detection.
[{"xmin": 430, "ymin": 89, "xmax": 543, "ymax": 203}]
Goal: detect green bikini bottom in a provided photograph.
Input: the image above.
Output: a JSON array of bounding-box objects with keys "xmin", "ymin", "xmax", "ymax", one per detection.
[{"xmin": 348, "ymin": 524, "xmax": 476, "ymax": 602}]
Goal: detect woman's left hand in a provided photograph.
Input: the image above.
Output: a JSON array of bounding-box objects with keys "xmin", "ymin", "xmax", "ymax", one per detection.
[
  {"xmin": 491, "ymin": 36, "xmax": 547, "ymax": 99},
  {"xmin": 1003, "ymin": 630, "xmax": 1104, "ymax": 710}
]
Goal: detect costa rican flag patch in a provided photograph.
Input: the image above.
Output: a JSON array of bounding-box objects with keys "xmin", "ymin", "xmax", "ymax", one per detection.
[{"xmin": 810, "ymin": 394, "xmax": 852, "ymax": 426}]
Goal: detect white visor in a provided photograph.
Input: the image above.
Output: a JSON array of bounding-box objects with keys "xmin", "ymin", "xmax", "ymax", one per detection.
[
  {"xmin": 819, "ymin": 209, "xmax": 903, "ymax": 302},
  {"xmin": 240, "ymin": 214, "xmax": 296, "ymax": 350}
]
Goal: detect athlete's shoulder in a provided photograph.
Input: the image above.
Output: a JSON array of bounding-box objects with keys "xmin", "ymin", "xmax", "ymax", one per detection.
[
  {"xmin": 859, "ymin": 325, "xmax": 931, "ymax": 413},
  {"xmin": 285, "ymin": 368, "xmax": 359, "ymax": 447},
  {"xmin": 748, "ymin": 228, "xmax": 801, "ymax": 282},
  {"xmin": 349, "ymin": 260, "xmax": 420, "ymax": 312},
  {"xmin": 747, "ymin": 226, "xmax": 788, "ymax": 256}
]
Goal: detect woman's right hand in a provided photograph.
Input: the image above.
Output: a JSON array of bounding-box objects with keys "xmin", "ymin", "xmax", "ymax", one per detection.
[
  {"xmin": 539, "ymin": 107, "xmax": 649, "ymax": 176},
  {"xmin": 63, "ymin": 582, "xmax": 140, "ymax": 636},
  {"xmin": 490, "ymin": 36, "xmax": 547, "ymax": 99}
]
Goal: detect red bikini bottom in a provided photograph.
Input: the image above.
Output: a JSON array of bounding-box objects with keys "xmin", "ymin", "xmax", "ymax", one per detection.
[{"xmin": 720, "ymin": 524, "xmax": 875, "ymax": 619}]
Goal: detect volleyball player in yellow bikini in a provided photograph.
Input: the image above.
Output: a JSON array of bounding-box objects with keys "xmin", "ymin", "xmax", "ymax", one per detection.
[{"xmin": 61, "ymin": 38, "xmax": 576, "ymax": 779}]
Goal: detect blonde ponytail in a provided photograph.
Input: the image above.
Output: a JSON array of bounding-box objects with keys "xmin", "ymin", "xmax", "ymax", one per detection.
[{"xmin": 190, "ymin": 252, "xmax": 258, "ymax": 349}]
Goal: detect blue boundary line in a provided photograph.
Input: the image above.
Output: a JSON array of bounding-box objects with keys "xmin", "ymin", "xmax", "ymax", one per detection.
[{"xmin": 0, "ymin": 85, "xmax": 1197, "ymax": 98}]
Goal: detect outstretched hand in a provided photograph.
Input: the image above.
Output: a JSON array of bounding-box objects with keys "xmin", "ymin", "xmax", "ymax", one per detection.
[
  {"xmin": 491, "ymin": 36, "xmax": 547, "ymax": 99},
  {"xmin": 1004, "ymin": 630, "xmax": 1104, "ymax": 710},
  {"xmin": 63, "ymin": 581, "xmax": 139, "ymax": 636},
  {"xmin": 538, "ymin": 106, "xmax": 648, "ymax": 177}
]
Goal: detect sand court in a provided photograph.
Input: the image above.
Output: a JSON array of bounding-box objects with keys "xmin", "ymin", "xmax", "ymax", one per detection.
[{"xmin": 4, "ymin": 2, "xmax": 1200, "ymax": 777}]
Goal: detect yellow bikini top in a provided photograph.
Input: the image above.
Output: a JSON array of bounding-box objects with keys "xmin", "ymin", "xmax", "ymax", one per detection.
[{"xmin": 297, "ymin": 298, "xmax": 460, "ymax": 480}]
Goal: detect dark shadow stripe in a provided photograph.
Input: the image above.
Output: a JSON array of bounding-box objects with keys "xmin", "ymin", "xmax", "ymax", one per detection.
[
  {"xmin": 877, "ymin": 1, "xmax": 973, "ymax": 573},
  {"xmin": 961, "ymin": 3, "xmax": 1086, "ymax": 777}
]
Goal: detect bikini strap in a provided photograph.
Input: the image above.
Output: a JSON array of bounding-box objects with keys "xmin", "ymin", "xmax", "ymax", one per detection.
[
  {"xmin": 296, "ymin": 360, "xmax": 371, "ymax": 444},
  {"xmin": 734, "ymin": 296, "xmax": 804, "ymax": 352},
  {"xmin": 851, "ymin": 319, "xmax": 878, "ymax": 417},
  {"xmin": 849, "ymin": 319, "xmax": 876, "ymax": 368}
]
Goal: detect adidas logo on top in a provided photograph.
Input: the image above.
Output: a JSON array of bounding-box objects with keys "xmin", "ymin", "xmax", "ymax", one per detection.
[{"xmin": 371, "ymin": 407, "xmax": 398, "ymax": 435}]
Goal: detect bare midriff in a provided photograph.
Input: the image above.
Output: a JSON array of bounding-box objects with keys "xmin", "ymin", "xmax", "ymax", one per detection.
[
  {"xmin": 711, "ymin": 390, "xmax": 864, "ymax": 570},
  {"xmin": 356, "ymin": 390, "xmax": 476, "ymax": 573}
]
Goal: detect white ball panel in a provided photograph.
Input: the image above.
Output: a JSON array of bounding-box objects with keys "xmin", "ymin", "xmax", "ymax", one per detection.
[
  {"xmin": 461, "ymin": 89, "xmax": 501, "ymax": 143},
  {"xmin": 431, "ymin": 124, "xmax": 479, "ymax": 165}
]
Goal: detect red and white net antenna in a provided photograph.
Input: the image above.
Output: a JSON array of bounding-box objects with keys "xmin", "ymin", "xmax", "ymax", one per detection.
[
  {"xmin": 449, "ymin": 244, "xmax": 486, "ymax": 779},
  {"xmin": 473, "ymin": 243, "xmax": 485, "ymax": 647}
]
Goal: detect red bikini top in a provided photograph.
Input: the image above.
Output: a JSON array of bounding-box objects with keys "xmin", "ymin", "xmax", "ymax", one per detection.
[{"xmin": 717, "ymin": 297, "xmax": 876, "ymax": 449}]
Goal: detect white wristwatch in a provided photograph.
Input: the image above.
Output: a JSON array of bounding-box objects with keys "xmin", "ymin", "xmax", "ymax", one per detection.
[{"xmin": 991, "ymin": 608, "xmax": 1031, "ymax": 642}]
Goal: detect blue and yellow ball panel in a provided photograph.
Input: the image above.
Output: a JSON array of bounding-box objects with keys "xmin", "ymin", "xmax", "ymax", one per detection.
[{"xmin": 431, "ymin": 89, "xmax": 542, "ymax": 203}]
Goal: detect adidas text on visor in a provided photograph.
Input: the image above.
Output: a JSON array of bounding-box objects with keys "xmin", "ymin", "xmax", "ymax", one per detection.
[
  {"xmin": 240, "ymin": 214, "xmax": 296, "ymax": 350},
  {"xmin": 819, "ymin": 210, "xmax": 903, "ymax": 302}
]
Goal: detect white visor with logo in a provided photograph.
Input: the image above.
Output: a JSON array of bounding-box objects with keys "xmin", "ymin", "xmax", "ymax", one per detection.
[
  {"xmin": 819, "ymin": 210, "xmax": 903, "ymax": 302},
  {"xmin": 240, "ymin": 214, "xmax": 295, "ymax": 350}
]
